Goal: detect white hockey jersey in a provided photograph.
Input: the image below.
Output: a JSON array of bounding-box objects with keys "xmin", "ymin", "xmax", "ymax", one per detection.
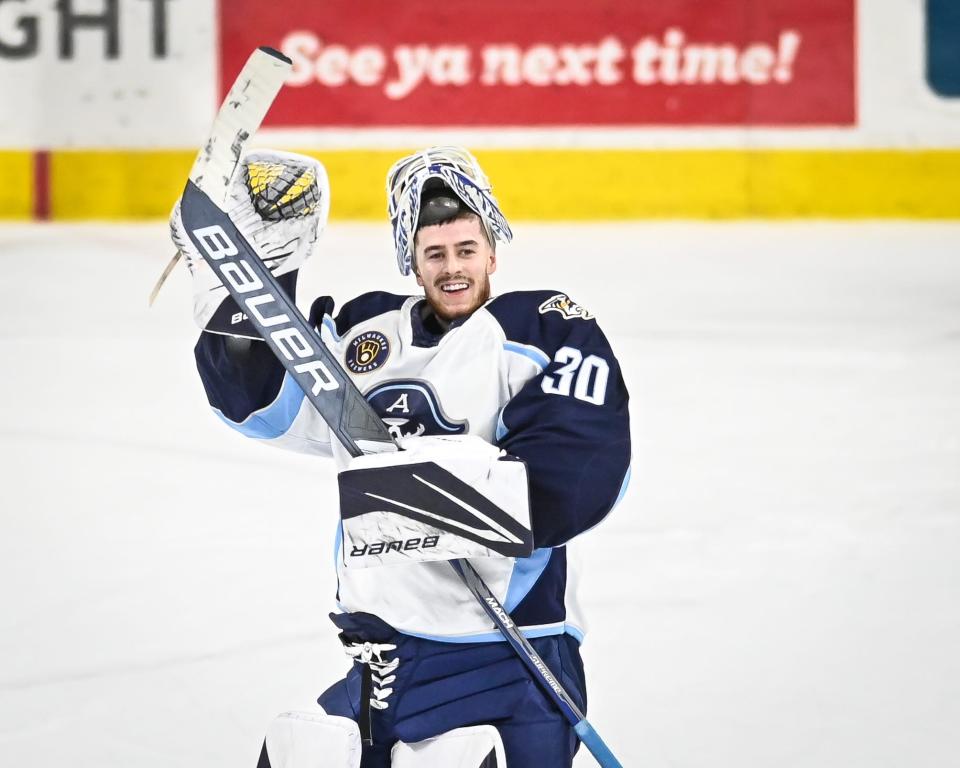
[{"xmin": 195, "ymin": 286, "xmax": 630, "ymax": 643}]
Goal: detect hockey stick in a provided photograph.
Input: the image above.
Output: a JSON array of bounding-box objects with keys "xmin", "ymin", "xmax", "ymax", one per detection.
[
  {"xmin": 150, "ymin": 43, "xmax": 296, "ymax": 305},
  {"xmin": 179, "ymin": 46, "xmax": 623, "ymax": 768},
  {"xmin": 451, "ymin": 560, "xmax": 623, "ymax": 766},
  {"xmin": 180, "ymin": 47, "xmax": 394, "ymax": 455}
]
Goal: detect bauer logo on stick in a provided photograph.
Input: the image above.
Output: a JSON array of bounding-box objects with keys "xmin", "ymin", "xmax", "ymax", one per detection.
[{"xmin": 193, "ymin": 225, "xmax": 239, "ymax": 261}]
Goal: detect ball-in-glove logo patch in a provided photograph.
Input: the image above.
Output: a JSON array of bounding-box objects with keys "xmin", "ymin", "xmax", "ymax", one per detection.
[{"xmin": 346, "ymin": 331, "xmax": 390, "ymax": 374}]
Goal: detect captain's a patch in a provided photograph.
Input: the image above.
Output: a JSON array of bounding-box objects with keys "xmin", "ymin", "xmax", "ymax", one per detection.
[
  {"xmin": 346, "ymin": 331, "xmax": 390, "ymax": 374},
  {"xmin": 538, "ymin": 293, "xmax": 594, "ymax": 321}
]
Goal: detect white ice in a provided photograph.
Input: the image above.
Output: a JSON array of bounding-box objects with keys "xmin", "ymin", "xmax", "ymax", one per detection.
[{"xmin": 0, "ymin": 220, "xmax": 958, "ymax": 767}]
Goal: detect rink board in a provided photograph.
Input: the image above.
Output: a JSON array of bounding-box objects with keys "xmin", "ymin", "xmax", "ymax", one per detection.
[
  {"xmin": 0, "ymin": 152, "xmax": 32, "ymax": 219},
  {"xmin": 7, "ymin": 148, "xmax": 960, "ymax": 220}
]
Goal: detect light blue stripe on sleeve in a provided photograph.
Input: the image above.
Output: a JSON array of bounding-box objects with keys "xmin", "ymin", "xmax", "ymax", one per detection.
[
  {"xmin": 495, "ymin": 408, "xmax": 509, "ymax": 441},
  {"xmin": 504, "ymin": 548, "xmax": 553, "ymax": 612},
  {"xmin": 214, "ymin": 373, "xmax": 305, "ymax": 439},
  {"xmin": 503, "ymin": 341, "xmax": 550, "ymax": 369},
  {"xmin": 333, "ymin": 521, "xmax": 343, "ymax": 568},
  {"xmin": 612, "ymin": 465, "xmax": 632, "ymax": 509},
  {"xmin": 321, "ymin": 316, "xmax": 341, "ymax": 342}
]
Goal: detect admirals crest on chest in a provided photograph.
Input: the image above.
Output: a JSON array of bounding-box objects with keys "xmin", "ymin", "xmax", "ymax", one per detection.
[{"xmin": 364, "ymin": 380, "xmax": 468, "ymax": 441}]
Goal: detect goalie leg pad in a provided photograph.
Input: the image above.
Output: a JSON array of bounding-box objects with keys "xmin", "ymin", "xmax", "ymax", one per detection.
[
  {"xmin": 391, "ymin": 725, "xmax": 506, "ymax": 768},
  {"xmin": 258, "ymin": 710, "xmax": 361, "ymax": 768}
]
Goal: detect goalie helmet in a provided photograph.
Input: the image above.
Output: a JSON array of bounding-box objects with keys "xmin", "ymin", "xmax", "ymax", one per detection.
[{"xmin": 386, "ymin": 146, "xmax": 513, "ymax": 276}]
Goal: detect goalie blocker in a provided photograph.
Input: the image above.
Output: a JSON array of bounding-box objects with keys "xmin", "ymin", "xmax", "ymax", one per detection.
[{"xmin": 338, "ymin": 435, "xmax": 533, "ymax": 567}]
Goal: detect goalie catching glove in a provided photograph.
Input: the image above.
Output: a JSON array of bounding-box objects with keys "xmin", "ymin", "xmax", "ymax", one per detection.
[
  {"xmin": 169, "ymin": 150, "xmax": 330, "ymax": 335},
  {"xmin": 338, "ymin": 435, "xmax": 534, "ymax": 568}
]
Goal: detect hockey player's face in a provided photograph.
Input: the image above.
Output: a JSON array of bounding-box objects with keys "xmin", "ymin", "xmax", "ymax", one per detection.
[{"xmin": 414, "ymin": 216, "xmax": 497, "ymax": 321}]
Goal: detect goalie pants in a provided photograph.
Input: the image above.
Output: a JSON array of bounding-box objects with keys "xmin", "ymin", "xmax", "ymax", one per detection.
[{"xmin": 317, "ymin": 612, "xmax": 587, "ymax": 768}]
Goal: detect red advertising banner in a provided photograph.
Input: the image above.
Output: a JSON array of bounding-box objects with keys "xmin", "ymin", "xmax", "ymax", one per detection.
[{"xmin": 219, "ymin": 0, "xmax": 855, "ymax": 127}]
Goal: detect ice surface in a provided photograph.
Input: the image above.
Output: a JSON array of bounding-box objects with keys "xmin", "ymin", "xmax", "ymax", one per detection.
[{"xmin": 0, "ymin": 221, "xmax": 958, "ymax": 767}]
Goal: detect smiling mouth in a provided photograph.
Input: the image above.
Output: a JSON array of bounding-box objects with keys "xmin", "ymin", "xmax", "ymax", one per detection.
[{"xmin": 439, "ymin": 282, "xmax": 470, "ymax": 294}]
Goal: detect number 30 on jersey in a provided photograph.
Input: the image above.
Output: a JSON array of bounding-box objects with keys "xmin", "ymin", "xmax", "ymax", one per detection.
[{"xmin": 541, "ymin": 346, "xmax": 609, "ymax": 405}]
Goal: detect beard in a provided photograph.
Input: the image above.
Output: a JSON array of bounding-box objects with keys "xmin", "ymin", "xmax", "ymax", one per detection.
[{"xmin": 428, "ymin": 272, "xmax": 491, "ymax": 321}]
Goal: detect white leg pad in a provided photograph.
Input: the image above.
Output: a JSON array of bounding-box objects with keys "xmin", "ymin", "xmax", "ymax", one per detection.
[
  {"xmin": 264, "ymin": 710, "xmax": 361, "ymax": 768},
  {"xmin": 391, "ymin": 725, "xmax": 506, "ymax": 767}
]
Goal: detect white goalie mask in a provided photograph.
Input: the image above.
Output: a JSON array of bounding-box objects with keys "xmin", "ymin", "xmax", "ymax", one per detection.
[{"xmin": 386, "ymin": 146, "xmax": 513, "ymax": 276}]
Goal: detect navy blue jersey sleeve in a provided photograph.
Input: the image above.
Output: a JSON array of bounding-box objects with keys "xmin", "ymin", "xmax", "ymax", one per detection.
[
  {"xmin": 194, "ymin": 271, "xmax": 298, "ymax": 420},
  {"xmin": 195, "ymin": 287, "xmax": 409, "ymax": 423},
  {"xmin": 487, "ymin": 291, "xmax": 631, "ymax": 548},
  {"xmin": 195, "ymin": 332, "xmax": 287, "ymax": 421}
]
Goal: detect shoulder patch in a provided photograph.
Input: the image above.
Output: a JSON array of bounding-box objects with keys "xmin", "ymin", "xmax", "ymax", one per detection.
[
  {"xmin": 345, "ymin": 330, "xmax": 390, "ymax": 374},
  {"xmin": 485, "ymin": 290, "xmax": 599, "ymax": 355},
  {"xmin": 538, "ymin": 293, "xmax": 594, "ymax": 321}
]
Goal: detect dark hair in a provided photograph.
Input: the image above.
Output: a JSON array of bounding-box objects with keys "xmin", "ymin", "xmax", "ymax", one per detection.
[{"xmin": 412, "ymin": 210, "xmax": 495, "ymax": 275}]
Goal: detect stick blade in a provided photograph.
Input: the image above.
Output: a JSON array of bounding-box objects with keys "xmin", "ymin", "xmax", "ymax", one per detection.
[{"xmin": 189, "ymin": 46, "xmax": 292, "ymax": 206}]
